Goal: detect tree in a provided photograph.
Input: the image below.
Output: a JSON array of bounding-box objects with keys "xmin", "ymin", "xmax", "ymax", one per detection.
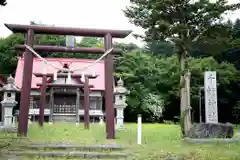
[
  {"xmin": 115, "ymin": 51, "xmax": 239, "ymax": 123},
  {"xmin": 124, "ymin": 0, "xmax": 240, "ymax": 136},
  {"xmin": 115, "ymin": 52, "xmax": 176, "ymax": 122},
  {"xmin": 0, "ymin": 34, "xmax": 24, "ymax": 75},
  {"xmin": 0, "ymin": 0, "xmax": 6, "ymax": 6},
  {"xmin": 146, "ymin": 40, "xmax": 174, "ymax": 56},
  {"xmin": 214, "ymin": 19, "xmax": 240, "ymax": 70},
  {"xmin": 114, "ymin": 42, "xmax": 141, "ymax": 53}
]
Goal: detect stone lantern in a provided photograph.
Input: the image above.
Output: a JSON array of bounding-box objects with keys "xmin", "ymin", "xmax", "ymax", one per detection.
[
  {"xmin": 0, "ymin": 75, "xmax": 19, "ymax": 127},
  {"xmin": 114, "ymin": 78, "xmax": 129, "ymax": 129}
]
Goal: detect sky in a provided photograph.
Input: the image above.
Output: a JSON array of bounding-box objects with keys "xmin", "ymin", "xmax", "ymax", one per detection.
[{"xmin": 0, "ymin": 0, "xmax": 240, "ymax": 47}]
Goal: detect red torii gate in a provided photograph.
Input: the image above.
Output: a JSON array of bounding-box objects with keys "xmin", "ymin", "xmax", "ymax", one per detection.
[
  {"xmin": 5, "ymin": 23, "xmax": 131, "ymax": 139},
  {"xmin": 35, "ymin": 73, "xmax": 96, "ymax": 129}
]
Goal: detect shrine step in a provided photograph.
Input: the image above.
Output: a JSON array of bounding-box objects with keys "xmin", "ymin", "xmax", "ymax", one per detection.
[
  {"xmin": 3, "ymin": 151, "xmax": 128, "ymax": 159},
  {"xmin": 52, "ymin": 114, "xmax": 76, "ymax": 122},
  {"xmin": 22, "ymin": 144, "xmax": 124, "ymax": 151},
  {"xmin": 3, "ymin": 143, "xmax": 130, "ymax": 159}
]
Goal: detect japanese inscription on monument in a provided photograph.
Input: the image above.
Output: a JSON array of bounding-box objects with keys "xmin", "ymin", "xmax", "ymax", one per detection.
[{"xmin": 204, "ymin": 71, "xmax": 218, "ymax": 123}]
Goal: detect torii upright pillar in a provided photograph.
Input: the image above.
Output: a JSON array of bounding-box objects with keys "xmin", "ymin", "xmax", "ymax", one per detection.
[
  {"xmin": 39, "ymin": 74, "xmax": 47, "ymax": 126},
  {"xmin": 84, "ymin": 76, "xmax": 90, "ymax": 129},
  {"xmin": 18, "ymin": 29, "xmax": 34, "ymax": 136},
  {"xmin": 104, "ymin": 33, "xmax": 115, "ymax": 139}
]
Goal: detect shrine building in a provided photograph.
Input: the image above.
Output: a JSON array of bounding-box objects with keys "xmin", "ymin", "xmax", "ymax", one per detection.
[{"xmin": 14, "ymin": 57, "xmax": 105, "ymax": 122}]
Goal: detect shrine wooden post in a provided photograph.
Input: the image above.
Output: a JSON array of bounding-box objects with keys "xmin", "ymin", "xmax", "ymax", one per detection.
[
  {"xmin": 18, "ymin": 29, "xmax": 34, "ymax": 136},
  {"xmin": 104, "ymin": 34, "xmax": 115, "ymax": 138},
  {"xmin": 39, "ymin": 75, "xmax": 47, "ymax": 126},
  {"xmin": 35, "ymin": 73, "xmax": 96, "ymax": 128},
  {"xmin": 5, "ymin": 23, "xmax": 131, "ymax": 138},
  {"xmin": 34, "ymin": 73, "xmax": 52, "ymax": 126},
  {"xmin": 84, "ymin": 76, "xmax": 90, "ymax": 129}
]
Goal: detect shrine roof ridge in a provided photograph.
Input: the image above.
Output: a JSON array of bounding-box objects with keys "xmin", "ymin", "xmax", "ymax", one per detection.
[
  {"xmin": 5, "ymin": 24, "xmax": 132, "ymax": 38},
  {"xmin": 15, "ymin": 45, "xmax": 122, "ymax": 54},
  {"xmin": 36, "ymin": 83, "xmax": 94, "ymax": 88}
]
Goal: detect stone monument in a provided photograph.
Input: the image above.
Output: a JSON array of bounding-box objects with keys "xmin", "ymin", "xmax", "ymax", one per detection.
[
  {"xmin": 187, "ymin": 71, "xmax": 234, "ymax": 138},
  {"xmin": 204, "ymin": 71, "xmax": 218, "ymax": 123},
  {"xmin": 114, "ymin": 78, "xmax": 129, "ymax": 129},
  {"xmin": 0, "ymin": 75, "xmax": 19, "ymax": 132}
]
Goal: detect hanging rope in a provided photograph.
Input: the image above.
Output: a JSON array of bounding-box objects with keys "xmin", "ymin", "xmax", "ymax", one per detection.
[
  {"xmin": 71, "ymin": 48, "xmax": 113, "ymax": 72},
  {"xmin": 24, "ymin": 45, "xmax": 66, "ymax": 72},
  {"xmin": 24, "ymin": 44, "xmax": 114, "ymax": 73}
]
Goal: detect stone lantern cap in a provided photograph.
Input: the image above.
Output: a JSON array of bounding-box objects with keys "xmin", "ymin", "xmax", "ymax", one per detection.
[
  {"xmin": 114, "ymin": 78, "xmax": 130, "ymax": 95},
  {"xmin": 0, "ymin": 75, "xmax": 19, "ymax": 92}
]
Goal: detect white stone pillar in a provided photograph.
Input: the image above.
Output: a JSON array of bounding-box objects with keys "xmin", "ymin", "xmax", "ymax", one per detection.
[
  {"xmin": 99, "ymin": 116, "xmax": 104, "ymax": 125},
  {"xmin": 28, "ymin": 115, "xmax": 32, "ymax": 125}
]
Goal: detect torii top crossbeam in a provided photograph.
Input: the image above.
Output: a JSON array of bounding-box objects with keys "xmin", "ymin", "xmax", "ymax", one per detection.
[{"xmin": 4, "ymin": 24, "xmax": 131, "ymax": 38}]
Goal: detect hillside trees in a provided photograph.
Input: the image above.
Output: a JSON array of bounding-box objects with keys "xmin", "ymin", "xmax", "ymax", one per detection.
[
  {"xmin": 124, "ymin": 0, "xmax": 240, "ymax": 136},
  {"xmin": 115, "ymin": 52, "xmax": 239, "ymax": 123}
]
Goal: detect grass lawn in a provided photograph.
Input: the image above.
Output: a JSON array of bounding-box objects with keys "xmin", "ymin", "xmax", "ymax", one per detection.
[{"xmin": 1, "ymin": 123, "xmax": 240, "ymax": 159}]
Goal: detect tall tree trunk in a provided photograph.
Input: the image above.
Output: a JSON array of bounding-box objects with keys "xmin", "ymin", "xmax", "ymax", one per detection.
[
  {"xmin": 185, "ymin": 71, "xmax": 192, "ymax": 135},
  {"xmin": 180, "ymin": 53, "xmax": 186, "ymax": 136},
  {"xmin": 180, "ymin": 53, "xmax": 192, "ymax": 137}
]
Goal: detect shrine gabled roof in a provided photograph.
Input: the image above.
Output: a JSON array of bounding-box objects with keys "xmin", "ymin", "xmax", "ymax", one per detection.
[{"xmin": 15, "ymin": 57, "xmax": 105, "ymax": 91}]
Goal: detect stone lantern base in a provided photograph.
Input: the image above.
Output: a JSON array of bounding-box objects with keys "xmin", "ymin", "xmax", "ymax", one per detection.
[
  {"xmin": 0, "ymin": 125, "xmax": 17, "ymax": 133},
  {"xmin": 114, "ymin": 105, "xmax": 127, "ymax": 130}
]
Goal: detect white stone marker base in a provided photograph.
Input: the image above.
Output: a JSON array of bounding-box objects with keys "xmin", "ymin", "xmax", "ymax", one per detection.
[
  {"xmin": 99, "ymin": 117, "xmax": 104, "ymax": 125},
  {"xmin": 28, "ymin": 116, "xmax": 32, "ymax": 125}
]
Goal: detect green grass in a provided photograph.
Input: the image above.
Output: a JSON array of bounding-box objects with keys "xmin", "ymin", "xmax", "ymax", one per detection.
[{"xmin": 1, "ymin": 123, "xmax": 240, "ymax": 159}]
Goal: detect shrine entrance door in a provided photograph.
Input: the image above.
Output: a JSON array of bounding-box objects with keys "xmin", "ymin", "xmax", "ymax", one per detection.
[{"xmin": 53, "ymin": 94, "xmax": 76, "ymax": 114}]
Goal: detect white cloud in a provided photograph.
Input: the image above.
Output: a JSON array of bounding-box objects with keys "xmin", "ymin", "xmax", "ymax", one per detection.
[
  {"xmin": 0, "ymin": 0, "xmax": 239, "ymax": 47},
  {"xmin": 0, "ymin": 0, "xmax": 145, "ymax": 46}
]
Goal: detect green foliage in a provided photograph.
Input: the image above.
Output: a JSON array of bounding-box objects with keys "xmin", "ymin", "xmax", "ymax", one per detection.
[
  {"xmin": 146, "ymin": 40, "xmax": 174, "ymax": 56},
  {"xmin": 0, "ymin": 34, "xmax": 24, "ymax": 75},
  {"xmin": 114, "ymin": 42, "xmax": 141, "ymax": 53},
  {"xmin": 78, "ymin": 37, "xmax": 103, "ymax": 48},
  {"xmin": 115, "ymin": 52, "xmax": 239, "ymax": 122},
  {"xmin": 124, "ymin": 0, "xmax": 240, "ymax": 135},
  {"xmin": 232, "ymin": 101, "xmax": 240, "ymax": 123},
  {"xmin": 124, "ymin": 0, "xmax": 240, "ymax": 49}
]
